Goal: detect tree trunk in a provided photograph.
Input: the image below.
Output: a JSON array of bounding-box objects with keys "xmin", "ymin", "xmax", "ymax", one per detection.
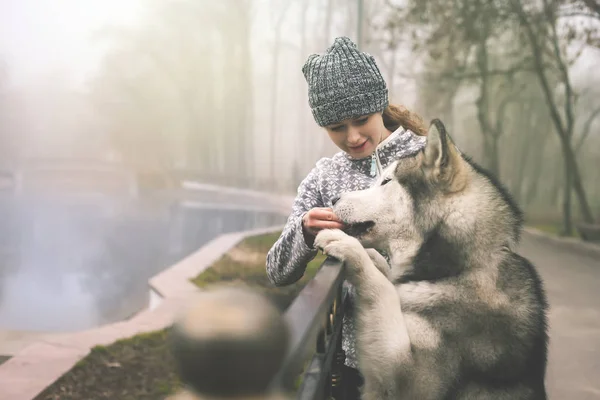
[
  {"xmin": 269, "ymin": 44, "xmax": 280, "ymax": 187},
  {"xmin": 560, "ymin": 132, "xmax": 594, "ymax": 222},
  {"xmin": 269, "ymin": 3, "xmax": 290, "ymax": 188},
  {"xmin": 357, "ymin": 0, "xmax": 364, "ymax": 48},
  {"xmin": 575, "ymin": 107, "xmax": 600, "ymax": 154},
  {"xmin": 298, "ymin": 0, "xmax": 309, "ymax": 176},
  {"xmin": 323, "ymin": 0, "xmax": 334, "ymax": 50},
  {"xmin": 475, "ymin": 36, "xmax": 501, "ymax": 179},
  {"xmin": 522, "ymin": 110, "xmax": 551, "ymax": 207},
  {"xmin": 524, "ymin": 152, "xmax": 545, "ymax": 206},
  {"xmin": 388, "ymin": 44, "xmax": 398, "ymax": 102},
  {"xmin": 490, "ymin": 133, "xmax": 500, "ymax": 179},
  {"xmin": 316, "ymin": 0, "xmax": 335, "ymax": 160},
  {"xmin": 561, "ymin": 163, "xmax": 573, "ymax": 236},
  {"xmin": 510, "ymin": 0, "xmax": 595, "ymax": 223},
  {"xmin": 549, "ymin": 156, "xmax": 562, "ymax": 209},
  {"xmin": 235, "ymin": 1, "xmax": 254, "ymax": 184},
  {"xmin": 510, "ymin": 100, "xmax": 533, "ymax": 202}
]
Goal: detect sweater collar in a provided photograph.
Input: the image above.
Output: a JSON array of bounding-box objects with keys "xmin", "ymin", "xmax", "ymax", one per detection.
[{"xmin": 343, "ymin": 126, "xmax": 415, "ymax": 170}]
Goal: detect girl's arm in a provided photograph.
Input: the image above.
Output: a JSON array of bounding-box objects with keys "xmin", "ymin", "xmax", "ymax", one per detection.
[{"xmin": 266, "ymin": 167, "xmax": 323, "ymax": 286}]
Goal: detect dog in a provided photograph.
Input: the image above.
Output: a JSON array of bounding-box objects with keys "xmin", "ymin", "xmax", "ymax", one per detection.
[{"xmin": 314, "ymin": 119, "xmax": 548, "ymax": 399}]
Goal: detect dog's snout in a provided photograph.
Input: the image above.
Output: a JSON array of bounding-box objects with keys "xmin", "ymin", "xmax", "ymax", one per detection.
[{"xmin": 331, "ymin": 195, "xmax": 340, "ymax": 206}]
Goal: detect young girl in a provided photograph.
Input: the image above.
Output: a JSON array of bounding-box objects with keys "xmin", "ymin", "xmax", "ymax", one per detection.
[{"xmin": 266, "ymin": 36, "xmax": 427, "ymax": 398}]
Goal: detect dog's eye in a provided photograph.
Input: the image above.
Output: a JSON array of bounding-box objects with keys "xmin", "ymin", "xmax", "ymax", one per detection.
[{"xmin": 381, "ymin": 177, "xmax": 392, "ymax": 186}]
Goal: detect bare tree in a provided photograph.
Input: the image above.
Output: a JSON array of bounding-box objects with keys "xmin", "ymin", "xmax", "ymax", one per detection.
[
  {"xmin": 384, "ymin": 0, "xmax": 532, "ymax": 178},
  {"xmin": 89, "ymin": 0, "xmax": 256, "ymax": 185},
  {"xmin": 385, "ymin": 0, "xmax": 597, "ymax": 231},
  {"xmin": 297, "ymin": 0, "xmax": 310, "ymax": 178},
  {"xmin": 574, "ymin": 87, "xmax": 600, "ymax": 153},
  {"xmin": 268, "ymin": 0, "xmax": 294, "ymax": 187},
  {"xmin": 509, "ymin": 0, "xmax": 596, "ymax": 233}
]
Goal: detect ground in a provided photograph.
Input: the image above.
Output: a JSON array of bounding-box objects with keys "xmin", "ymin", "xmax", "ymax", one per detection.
[
  {"xmin": 518, "ymin": 232, "xmax": 600, "ymax": 400},
  {"xmin": 34, "ymin": 230, "xmax": 325, "ymax": 400},
  {"xmin": 28, "ymin": 224, "xmax": 599, "ymax": 399},
  {"xmin": 530, "ymin": 222, "xmax": 581, "ymax": 238}
]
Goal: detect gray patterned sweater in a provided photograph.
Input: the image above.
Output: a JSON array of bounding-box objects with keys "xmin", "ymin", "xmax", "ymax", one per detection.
[{"xmin": 266, "ymin": 127, "xmax": 426, "ymax": 369}]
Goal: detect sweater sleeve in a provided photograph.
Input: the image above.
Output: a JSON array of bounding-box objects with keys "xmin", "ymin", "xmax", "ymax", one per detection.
[{"xmin": 266, "ymin": 165, "xmax": 323, "ymax": 287}]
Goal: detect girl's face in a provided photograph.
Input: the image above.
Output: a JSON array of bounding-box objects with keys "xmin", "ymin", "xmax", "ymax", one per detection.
[{"xmin": 324, "ymin": 112, "xmax": 389, "ymax": 159}]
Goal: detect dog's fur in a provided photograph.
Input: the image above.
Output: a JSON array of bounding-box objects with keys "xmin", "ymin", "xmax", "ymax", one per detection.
[{"xmin": 314, "ymin": 120, "xmax": 548, "ymax": 399}]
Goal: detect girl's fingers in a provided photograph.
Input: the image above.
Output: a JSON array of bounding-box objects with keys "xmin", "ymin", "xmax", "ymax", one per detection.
[
  {"xmin": 315, "ymin": 221, "xmax": 345, "ymax": 230},
  {"xmin": 310, "ymin": 208, "xmax": 344, "ymax": 223},
  {"xmin": 310, "ymin": 208, "xmax": 332, "ymax": 220}
]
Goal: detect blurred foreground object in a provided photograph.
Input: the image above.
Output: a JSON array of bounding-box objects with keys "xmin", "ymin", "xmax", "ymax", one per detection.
[{"xmin": 169, "ymin": 286, "xmax": 291, "ymax": 400}]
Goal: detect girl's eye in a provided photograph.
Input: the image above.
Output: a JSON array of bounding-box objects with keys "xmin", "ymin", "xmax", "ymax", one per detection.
[
  {"xmin": 381, "ymin": 177, "xmax": 392, "ymax": 186},
  {"xmin": 330, "ymin": 125, "xmax": 345, "ymax": 132}
]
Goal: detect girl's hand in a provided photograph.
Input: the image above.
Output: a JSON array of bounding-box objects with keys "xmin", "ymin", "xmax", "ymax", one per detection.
[{"xmin": 302, "ymin": 207, "xmax": 346, "ymax": 246}]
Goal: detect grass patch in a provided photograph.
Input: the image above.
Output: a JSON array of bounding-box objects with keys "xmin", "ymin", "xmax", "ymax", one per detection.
[
  {"xmin": 191, "ymin": 231, "xmax": 324, "ymax": 311},
  {"xmin": 36, "ymin": 329, "xmax": 178, "ymax": 400},
  {"xmin": 36, "ymin": 230, "xmax": 325, "ymax": 400}
]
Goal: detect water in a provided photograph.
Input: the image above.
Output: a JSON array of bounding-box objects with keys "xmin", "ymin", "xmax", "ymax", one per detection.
[{"xmin": 0, "ymin": 194, "xmax": 287, "ymax": 332}]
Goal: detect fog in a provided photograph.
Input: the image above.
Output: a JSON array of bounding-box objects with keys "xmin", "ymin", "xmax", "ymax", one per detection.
[
  {"xmin": 0, "ymin": 181, "xmax": 287, "ymax": 331},
  {"xmin": 0, "ymin": 0, "xmax": 599, "ymax": 332}
]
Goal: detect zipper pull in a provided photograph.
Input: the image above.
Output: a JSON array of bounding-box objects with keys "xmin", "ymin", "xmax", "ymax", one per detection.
[{"xmin": 370, "ymin": 155, "xmax": 377, "ymax": 177}]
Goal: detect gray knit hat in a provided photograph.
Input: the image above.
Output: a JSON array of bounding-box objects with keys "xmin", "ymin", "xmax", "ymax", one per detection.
[{"xmin": 302, "ymin": 36, "xmax": 388, "ymax": 127}]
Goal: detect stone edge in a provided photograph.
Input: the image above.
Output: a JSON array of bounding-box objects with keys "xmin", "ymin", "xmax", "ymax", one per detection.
[{"xmin": 0, "ymin": 193, "xmax": 293, "ymax": 400}]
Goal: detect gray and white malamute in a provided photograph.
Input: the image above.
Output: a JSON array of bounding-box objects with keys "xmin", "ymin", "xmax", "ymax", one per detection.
[{"xmin": 315, "ymin": 119, "xmax": 548, "ymax": 399}]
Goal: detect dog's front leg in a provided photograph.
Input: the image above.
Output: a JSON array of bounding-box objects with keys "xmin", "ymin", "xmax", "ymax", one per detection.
[
  {"xmin": 315, "ymin": 230, "xmax": 413, "ymax": 399},
  {"xmin": 365, "ymin": 248, "xmax": 390, "ymax": 279}
]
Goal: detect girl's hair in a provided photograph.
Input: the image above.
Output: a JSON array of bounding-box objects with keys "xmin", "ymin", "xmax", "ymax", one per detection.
[{"xmin": 382, "ymin": 104, "xmax": 428, "ymax": 136}]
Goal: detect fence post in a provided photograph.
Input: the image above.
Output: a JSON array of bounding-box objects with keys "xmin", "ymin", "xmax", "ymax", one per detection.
[
  {"xmin": 330, "ymin": 288, "xmax": 346, "ymax": 399},
  {"xmin": 168, "ymin": 286, "xmax": 291, "ymax": 400}
]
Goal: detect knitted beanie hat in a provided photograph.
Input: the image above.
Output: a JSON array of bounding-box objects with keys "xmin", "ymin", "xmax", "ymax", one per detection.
[{"xmin": 302, "ymin": 36, "xmax": 388, "ymax": 127}]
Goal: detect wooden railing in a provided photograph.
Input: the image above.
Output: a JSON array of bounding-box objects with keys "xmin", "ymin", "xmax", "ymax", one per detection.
[{"xmin": 168, "ymin": 257, "xmax": 347, "ymax": 400}]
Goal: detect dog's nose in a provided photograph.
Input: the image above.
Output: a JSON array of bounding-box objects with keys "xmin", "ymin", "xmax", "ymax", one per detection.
[{"xmin": 331, "ymin": 195, "xmax": 340, "ymax": 206}]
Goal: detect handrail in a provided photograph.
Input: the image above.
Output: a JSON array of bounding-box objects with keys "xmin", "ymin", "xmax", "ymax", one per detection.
[
  {"xmin": 168, "ymin": 257, "xmax": 348, "ymax": 400},
  {"xmin": 271, "ymin": 257, "xmax": 346, "ymax": 395}
]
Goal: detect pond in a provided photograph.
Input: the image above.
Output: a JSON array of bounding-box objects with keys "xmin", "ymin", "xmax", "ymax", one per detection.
[{"xmin": 0, "ymin": 193, "xmax": 287, "ymax": 332}]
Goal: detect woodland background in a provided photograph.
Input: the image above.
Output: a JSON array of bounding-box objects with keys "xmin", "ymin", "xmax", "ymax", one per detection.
[{"xmin": 1, "ymin": 0, "xmax": 599, "ymax": 234}]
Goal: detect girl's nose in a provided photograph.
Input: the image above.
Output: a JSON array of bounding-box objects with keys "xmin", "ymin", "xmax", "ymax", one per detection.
[{"xmin": 347, "ymin": 126, "xmax": 361, "ymax": 144}]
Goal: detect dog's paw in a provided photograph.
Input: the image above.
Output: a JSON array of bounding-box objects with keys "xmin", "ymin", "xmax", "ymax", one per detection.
[{"xmin": 315, "ymin": 229, "xmax": 367, "ymax": 266}]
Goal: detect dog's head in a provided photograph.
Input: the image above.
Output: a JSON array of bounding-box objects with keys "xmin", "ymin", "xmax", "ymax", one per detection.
[{"xmin": 333, "ymin": 119, "xmax": 522, "ymax": 252}]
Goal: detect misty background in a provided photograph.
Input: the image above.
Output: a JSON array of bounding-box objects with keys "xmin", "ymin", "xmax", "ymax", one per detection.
[{"xmin": 0, "ymin": 0, "xmax": 599, "ymax": 332}]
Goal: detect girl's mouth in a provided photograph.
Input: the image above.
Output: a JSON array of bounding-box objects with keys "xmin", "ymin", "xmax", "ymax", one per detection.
[{"xmin": 349, "ymin": 141, "xmax": 368, "ymax": 151}]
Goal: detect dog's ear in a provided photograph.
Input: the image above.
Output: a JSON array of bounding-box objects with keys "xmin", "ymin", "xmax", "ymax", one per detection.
[
  {"xmin": 424, "ymin": 119, "xmax": 450, "ymax": 168},
  {"xmin": 423, "ymin": 119, "xmax": 466, "ymax": 191}
]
